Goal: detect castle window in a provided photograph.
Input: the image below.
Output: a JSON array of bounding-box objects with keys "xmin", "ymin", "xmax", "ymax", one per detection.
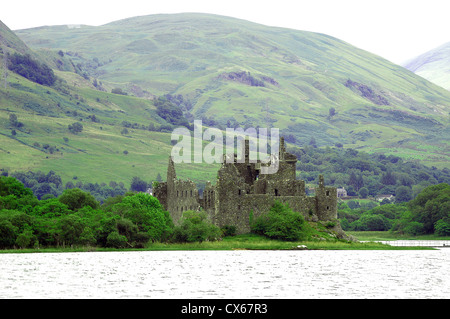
[
  {"xmin": 326, "ymin": 206, "xmax": 330, "ymax": 210},
  {"xmin": 238, "ymin": 189, "xmax": 241, "ymax": 196},
  {"xmin": 275, "ymin": 189, "xmax": 278, "ymax": 196},
  {"xmin": 326, "ymin": 191, "xmax": 330, "ymax": 196},
  {"xmin": 190, "ymin": 190, "xmax": 193, "ymax": 197}
]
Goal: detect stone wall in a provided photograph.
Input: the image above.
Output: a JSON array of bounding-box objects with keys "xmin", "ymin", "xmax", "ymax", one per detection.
[{"xmin": 154, "ymin": 137, "xmax": 338, "ymax": 234}]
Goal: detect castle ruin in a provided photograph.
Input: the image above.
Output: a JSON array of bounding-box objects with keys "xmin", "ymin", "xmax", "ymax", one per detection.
[{"xmin": 154, "ymin": 137, "xmax": 338, "ymax": 234}]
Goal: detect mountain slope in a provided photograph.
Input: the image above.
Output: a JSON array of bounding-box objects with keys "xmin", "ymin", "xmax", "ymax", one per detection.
[
  {"xmin": 14, "ymin": 13, "xmax": 450, "ymax": 169},
  {"xmin": 1, "ymin": 19, "xmax": 216, "ymax": 186},
  {"xmin": 403, "ymin": 41, "xmax": 450, "ymax": 91},
  {"xmin": 1, "ymin": 13, "xmax": 449, "ymax": 189}
]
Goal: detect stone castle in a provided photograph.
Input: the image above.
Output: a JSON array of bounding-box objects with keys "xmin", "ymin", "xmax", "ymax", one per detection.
[{"xmin": 154, "ymin": 137, "xmax": 338, "ymax": 234}]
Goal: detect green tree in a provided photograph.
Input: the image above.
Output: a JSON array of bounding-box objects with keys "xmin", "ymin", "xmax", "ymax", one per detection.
[
  {"xmin": 0, "ymin": 219, "xmax": 17, "ymax": 249},
  {"xmin": 395, "ymin": 186, "xmax": 412, "ymax": 202},
  {"xmin": 15, "ymin": 230, "xmax": 36, "ymax": 248},
  {"xmin": 68, "ymin": 122, "xmax": 83, "ymax": 134},
  {"xmin": 110, "ymin": 193, "xmax": 173, "ymax": 242},
  {"xmin": 251, "ymin": 201, "xmax": 306, "ymax": 241},
  {"xmin": 172, "ymin": 211, "xmax": 221, "ymax": 243},
  {"xmin": 359, "ymin": 187, "xmax": 369, "ymax": 198},
  {"xmin": 130, "ymin": 176, "xmax": 147, "ymax": 192},
  {"xmin": 435, "ymin": 218, "xmax": 450, "ymax": 236},
  {"xmin": 106, "ymin": 231, "xmax": 128, "ymax": 248},
  {"xmin": 58, "ymin": 188, "xmax": 99, "ymax": 212},
  {"xmin": 0, "ymin": 176, "xmax": 33, "ymax": 198},
  {"xmin": 408, "ymin": 183, "xmax": 450, "ymax": 233}
]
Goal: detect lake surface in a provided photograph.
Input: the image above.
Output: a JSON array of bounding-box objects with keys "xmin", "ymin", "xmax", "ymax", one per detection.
[{"xmin": 1, "ymin": 249, "xmax": 449, "ymax": 299}]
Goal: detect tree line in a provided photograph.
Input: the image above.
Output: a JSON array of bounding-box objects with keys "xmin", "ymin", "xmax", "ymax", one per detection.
[
  {"xmin": 0, "ymin": 176, "xmax": 222, "ymax": 249},
  {"xmin": 338, "ymin": 183, "xmax": 450, "ymax": 236},
  {"xmin": 290, "ymin": 146, "xmax": 450, "ymax": 198}
]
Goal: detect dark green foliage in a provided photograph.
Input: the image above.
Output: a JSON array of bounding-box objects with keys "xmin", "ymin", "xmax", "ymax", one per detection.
[
  {"xmin": 130, "ymin": 176, "xmax": 147, "ymax": 192},
  {"xmin": 111, "ymin": 88, "xmax": 127, "ymax": 95},
  {"xmin": 7, "ymin": 52, "xmax": 56, "ymax": 86},
  {"xmin": 58, "ymin": 188, "xmax": 99, "ymax": 211},
  {"xmin": 154, "ymin": 96, "xmax": 190, "ymax": 128},
  {"xmin": 109, "ymin": 192, "xmax": 173, "ymax": 242},
  {"xmin": 251, "ymin": 202, "xmax": 306, "ymax": 241},
  {"xmin": 0, "ymin": 176, "xmax": 33, "ymax": 198},
  {"xmin": 0, "ymin": 177, "xmax": 177, "ymax": 249},
  {"xmin": 407, "ymin": 183, "xmax": 450, "ymax": 234},
  {"xmin": 9, "ymin": 114, "xmax": 24, "ymax": 128},
  {"xmin": 339, "ymin": 183, "xmax": 450, "ymax": 236},
  {"xmin": 435, "ymin": 218, "xmax": 450, "ymax": 236},
  {"xmin": 68, "ymin": 122, "xmax": 83, "ymax": 134},
  {"xmin": 395, "ymin": 186, "xmax": 413, "ymax": 202},
  {"xmin": 171, "ymin": 210, "xmax": 222, "ymax": 243},
  {"xmin": 292, "ymin": 146, "xmax": 450, "ymax": 197}
]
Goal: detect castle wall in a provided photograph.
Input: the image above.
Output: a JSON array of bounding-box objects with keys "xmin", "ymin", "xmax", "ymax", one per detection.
[
  {"xmin": 154, "ymin": 137, "xmax": 338, "ymax": 235},
  {"xmin": 167, "ymin": 180, "xmax": 200, "ymax": 225},
  {"xmin": 214, "ymin": 194, "xmax": 324, "ymax": 234}
]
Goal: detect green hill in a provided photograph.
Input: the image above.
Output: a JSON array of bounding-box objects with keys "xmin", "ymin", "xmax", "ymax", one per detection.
[
  {"xmin": 0, "ymin": 18, "xmax": 217, "ymax": 187},
  {"xmin": 403, "ymin": 41, "xmax": 450, "ymax": 91},
  {"xmin": 15, "ymin": 14, "xmax": 450, "ymax": 167},
  {"xmin": 1, "ymin": 13, "xmax": 449, "ymax": 189}
]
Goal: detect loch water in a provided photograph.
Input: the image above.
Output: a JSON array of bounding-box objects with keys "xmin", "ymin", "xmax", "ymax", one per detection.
[{"xmin": 1, "ymin": 249, "xmax": 449, "ymax": 299}]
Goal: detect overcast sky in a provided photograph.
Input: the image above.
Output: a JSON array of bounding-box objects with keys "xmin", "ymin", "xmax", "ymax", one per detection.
[{"xmin": 2, "ymin": 0, "xmax": 450, "ymax": 64}]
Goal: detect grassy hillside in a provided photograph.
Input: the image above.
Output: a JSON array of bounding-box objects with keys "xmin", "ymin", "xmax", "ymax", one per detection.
[
  {"xmin": 0, "ymin": 19, "xmax": 218, "ymax": 187},
  {"xmin": 14, "ymin": 13, "xmax": 450, "ymax": 168},
  {"xmin": 403, "ymin": 41, "xmax": 450, "ymax": 91},
  {"xmin": 1, "ymin": 14, "xmax": 449, "ymax": 189}
]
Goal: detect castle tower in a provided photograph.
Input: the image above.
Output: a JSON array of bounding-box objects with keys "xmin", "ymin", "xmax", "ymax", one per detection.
[
  {"xmin": 167, "ymin": 156, "xmax": 177, "ymax": 185},
  {"xmin": 315, "ymin": 175, "xmax": 337, "ymax": 220}
]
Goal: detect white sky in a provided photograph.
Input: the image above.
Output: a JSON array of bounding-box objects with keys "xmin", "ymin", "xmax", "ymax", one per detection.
[{"xmin": 2, "ymin": 0, "xmax": 450, "ymax": 64}]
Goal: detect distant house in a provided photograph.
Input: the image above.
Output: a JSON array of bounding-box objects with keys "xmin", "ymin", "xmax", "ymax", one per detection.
[
  {"xmin": 376, "ymin": 194, "xmax": 394, "ymax": 202},
  {"xmin": 337, "ymin": 187, "xmax": 347, "ymax": 198}
]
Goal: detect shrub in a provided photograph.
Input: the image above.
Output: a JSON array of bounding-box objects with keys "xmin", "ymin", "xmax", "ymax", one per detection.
[
  {"xmin": 172, "ymin": 211, "xmax": 222, "ymax": 243},
  {"xmin": 68, "ymin": 122, "xmax": 83, "ymax": 134},
  {"xmin": 7, "ymin": 52, "xmax": 56, "ymax": 86},
  {"xmin": 58, "ymin": 188, "xmax": 99, "ymax": 212},
  {"xmin": 251, "ymin": 202, "xmax": 306, "ymax": 241},
  {"xmin": 435, "ymin": 218, "xmax": 450, "ymax": 236},
  {"xmin": 110, "ymin": 193, "xmax": 173, "ymax": 242},
  {"xmin": 106, "ymin": 231, "xmax": 128, "ymax": 248}
]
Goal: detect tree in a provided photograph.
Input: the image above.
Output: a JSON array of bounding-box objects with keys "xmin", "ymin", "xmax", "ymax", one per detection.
[
  {"xmin": 395, "ymin": 186, "xmax": 412, "ymax": 202},
  {"xmin": 130, "ymin": 176, "xmax": 147, "ymax": 192},
  {"xmin": 407, "ymin": 183, "xmax": 450, "ymax": 233},
  {"xmin": 106, "ymin": 231, "xmax": 128, "ymax": 248},
  {"xmin": 251, "ymin": 201, "xmax": 306, "ymax": 241},
  {"xmin": 58, "ymin": 188, "xmax": 99, "ymax": 212},
  {"xmin": 0, "ymin": 176, "xmax": 33, "ymax": 198},
  {"xmin": 435, "ymin": 218, "xmax": 450, "ymax": 236},
  {"xmin": 0, "ymin": 219, "xmax": 17, "ymax": 249},
  {"xmin": 68, "ymin": 122, "xmax": 83, "ymax": 134},
  {"xmin": 328, "ymin": 107, "xmax": 336, "ymax": 118},
  {"xmin": 110, "ymin": 193, "xmax": 173, "ymax": 242},
  {"xmin": 359, "ymin": 187, "xmax": 369, "ymax": 199},
  {"xmin": 381, "ymin": 169, "xmax": 396, "ymax": 186},
  {"xmin": 7, "ymin": 52, "xmax": 56, "ymax": 86},
  {"xmin": 172, "ymin": 211, "xmax": 221, "ymax": 243}
]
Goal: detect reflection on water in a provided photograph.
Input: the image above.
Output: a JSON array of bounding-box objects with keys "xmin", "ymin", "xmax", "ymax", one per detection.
[{"xmin": 1, "ymin": 249, "xmax": 449, "ymax": 298}]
